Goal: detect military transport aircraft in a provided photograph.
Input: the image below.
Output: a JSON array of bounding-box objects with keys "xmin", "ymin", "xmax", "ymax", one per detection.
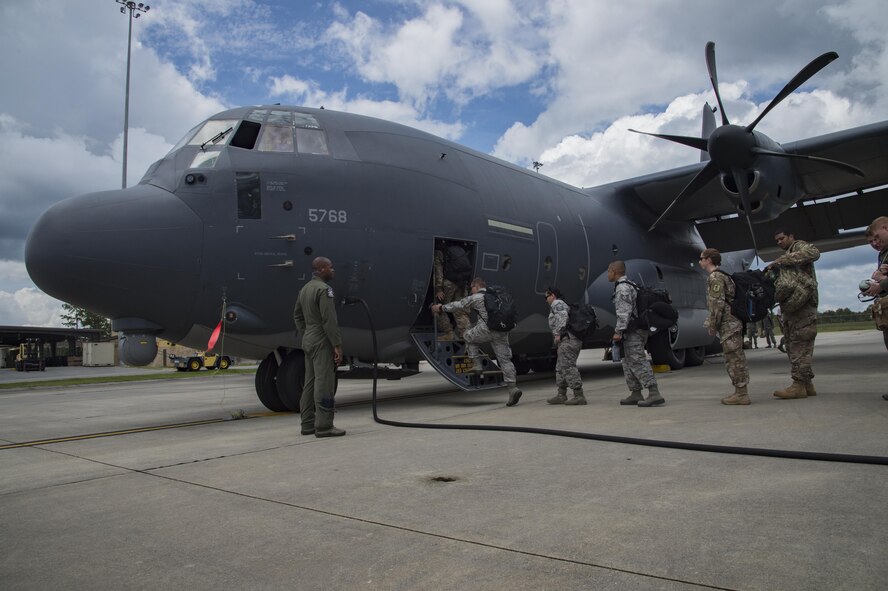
[{"xmin": 25, "ymin": 43, "xmax": 888, "ymax": 412}]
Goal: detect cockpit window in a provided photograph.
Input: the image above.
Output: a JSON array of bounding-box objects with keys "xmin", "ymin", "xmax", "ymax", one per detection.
[
  {"xmin": 293, "ymin": 113, "xmax": 321, "ymax": 129},
  {"xmin": 296, "ymin": 128, "xmax": 329, "ymax": 155},
  {"xmin": 190, "ymin": 150, "xmax": 221, "ymax": 169},
  {"xmin": 257, "ymin": 125, "xmax": 294, "ymax": 152},
  {"xmin": 267, "ymin": 110, "xmax": 292, "ymax": 125},
  {"xmin": 246, "ymin": 110, "xmax": 266, "ymax": 123},
  {"xmin": 188, "ymin": 119, "xmax": 238, "ymax": 147},
  {"xmin": 169, "ymin": 121, "xmax": 203, "ymax": 154}
]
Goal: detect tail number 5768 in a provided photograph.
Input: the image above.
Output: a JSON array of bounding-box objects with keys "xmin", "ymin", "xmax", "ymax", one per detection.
[{"xmin": 307, "ymin": 209, "xmax": 348, "ymax": 223}]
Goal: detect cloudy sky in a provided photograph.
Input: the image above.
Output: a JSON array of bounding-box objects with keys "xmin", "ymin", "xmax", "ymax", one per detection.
[{"xmin": 1, "ymin": 0, "xmax": 886, "ymax": 326}]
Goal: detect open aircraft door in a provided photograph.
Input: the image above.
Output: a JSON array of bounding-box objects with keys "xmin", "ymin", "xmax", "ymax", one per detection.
[{"xmin": 409, "ymin": 238, "xmax": 504, "ymax": 391}]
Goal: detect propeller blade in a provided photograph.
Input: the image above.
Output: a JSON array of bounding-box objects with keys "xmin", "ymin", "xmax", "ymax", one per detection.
[
  {"xmin": 701, "ymin": 103, "xmax": 717, "ymax": 162},
  {"xmin": 750, "ymin": 147, "xmax": 865, "ymax": 177},
  {"xmin": 648, "ymin": 161, "xmax": 719, "ymax": 231},
  {"xmin": 731, "ymin": 166, "xmax": 761, "ymax": 256},
  {"xmin": 629, "ymin": 129, "xmax": 709, "ymax": 151},
  {"xmin": 746, "ymin": 51, "xmax": 839, "ymax": 132},
  {"xmin": 705, "ymin": 42, "xmax": 730, "ymax": 126}
]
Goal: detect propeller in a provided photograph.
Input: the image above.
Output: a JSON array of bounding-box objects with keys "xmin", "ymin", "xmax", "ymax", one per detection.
[{"xmin": 632, "ymin": 42, "xmax": 864, "ymax": 244}]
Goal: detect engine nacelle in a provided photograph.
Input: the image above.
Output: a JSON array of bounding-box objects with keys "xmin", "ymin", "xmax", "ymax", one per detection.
[{"xmin": 718, "ymin": 153, "xmax": 799, "ymax": 223}]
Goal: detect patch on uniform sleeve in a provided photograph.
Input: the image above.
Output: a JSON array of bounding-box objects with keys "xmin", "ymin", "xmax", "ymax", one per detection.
[
  {"xmin": 712, "ymin": 283, "xmax": 721, "ymax": 293},
  {"xmin": 326, "ymin": 287, "xmax": 335, "ymax": 298}
]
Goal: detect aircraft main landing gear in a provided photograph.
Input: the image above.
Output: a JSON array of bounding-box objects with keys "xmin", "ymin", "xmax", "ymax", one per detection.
[{"xmin": 255, "ymin": 355, "xmax": 288, "ymax": 412}]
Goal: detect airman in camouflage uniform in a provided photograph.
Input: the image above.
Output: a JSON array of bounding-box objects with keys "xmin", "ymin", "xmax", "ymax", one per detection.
[
  {"xmin": 293, "ymin": 257, "xmax": 345, "ymax": 437},
  {"xmin": 544, "ymin": 287, "xmax": 584, "ymax": 405},
  {"xmin": 865, "ymin": 218, "xmax": 888, "ymax": 401},
  {"xmin": 699, "ymin": 248, "xmax": 750, "ymax": 405},
  {"xmin": 608, "ymin": 261, "xmax": 664, "ymax": 407},
  {"xmin": 431, "ymin": 277, "xmax": 522, "ymax": 406},
  {"xmin": 766, "ymin": 229, "xmax": 820, "ymax": 399},
  {"xmin": 433, "ymin": 245, "xmax": 470, "ymax": 340}
]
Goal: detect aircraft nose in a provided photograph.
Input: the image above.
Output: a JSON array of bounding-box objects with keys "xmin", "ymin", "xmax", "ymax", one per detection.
[{"xmin": 25, "ymin": 185, "xmax": 203, "ymax": 337}]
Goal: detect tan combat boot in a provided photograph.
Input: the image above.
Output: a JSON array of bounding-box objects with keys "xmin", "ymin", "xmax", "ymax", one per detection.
[
  {"xmin": 721, "ymin": 385, "xmax": 751, "ymax": 405},
  {"xmin": 637, "ymin": 385, "xmax": 665, "ymax": 407},
  {"xmin": 773, "ymin": 381, "xmax": 808, "ymax": 399},
  {"xmin": 565, "ymin": 389, "xmax": 587, "ymax": 405},
  {"xmin": 547, "ymin": 389, "xmax": 568, "ymax": 404},
  {"xmin": 805, "ymin": 382, "xmax": 817, "ymax": 396},
  {"xmin": 620, "ymin": 390, "xmax": 644, "ymax": 406},
  {"xmin": 506, "ymin": 385, "xmax": 523, "ymax": 407}
]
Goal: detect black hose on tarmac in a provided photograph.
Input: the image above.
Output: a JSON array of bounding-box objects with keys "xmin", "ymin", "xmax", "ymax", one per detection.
[{"xmin": 344, "ymin": 297, "xmax": 888, "ymax": 466}]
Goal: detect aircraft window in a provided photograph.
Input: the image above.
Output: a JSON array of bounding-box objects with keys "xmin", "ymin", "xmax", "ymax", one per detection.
[
  {"xmin": 257, "ymin": 125, "xmax": 295, "ymax": 152},
  {"xmin": 236, "ymin": 173, "xmax": 261, "ymax": 220},
  {"xmin": 230, "ymin": 120, "xmax": 261, "ymax": 149},
  {"xmin": 246, "ymin": 110, "xmax": 267, "ymax": 123},
  {"xmin": 296, "ymin": 128, "xmax": 329, "ymax": 155},
  {"xmin": 169, "ymin": 121, "xmax": 203, "ymax": 154},
  {"xmin": 268, "ymin": 110, "xmax": 291, "ymax": 125},
  {"xmin": 293, "ymin": 113, "xmax": 320, "ymax": 129},
  {"xmin": 544, "ymin": 256, "xmax": 553, "ymax": 271},
  {"xmin": 578, "ymin": 266, "xmax": 587, "ymax": 280},
  {"xmin": 190, "ymin": 151, "xmax": 220, "ymax": 169},
  {"xmin": 502, "ymin": 255, "xmax": 512, "ymax": 271},
  {"xmin": 188, "ymin": 120, "xmax": 238, "ymax": 147}
]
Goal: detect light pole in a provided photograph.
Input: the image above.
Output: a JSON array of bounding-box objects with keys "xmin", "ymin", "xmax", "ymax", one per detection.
[{"xmin": 115, "ymin": 1, "xmax": 150, "ymax": 189}]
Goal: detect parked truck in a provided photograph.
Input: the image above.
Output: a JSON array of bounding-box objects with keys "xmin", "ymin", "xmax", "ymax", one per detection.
[{"xmin": 169, "ymin": 352, "xmax": 231, "ymax": 371}]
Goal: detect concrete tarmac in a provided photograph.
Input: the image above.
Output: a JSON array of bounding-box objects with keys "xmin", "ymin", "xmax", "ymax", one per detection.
[{"xmin": 1, "ymin": 330, "xmax": 886, "ymax": 590}]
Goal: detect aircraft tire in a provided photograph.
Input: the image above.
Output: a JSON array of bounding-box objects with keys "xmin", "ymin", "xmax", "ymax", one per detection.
[
  {"xmin": 684, "ymin": 346, "xmax": 706, "ymax": 367},
  {"xmin": 255, "ymin": 354, "xmax": 289, "ymax": 412},
  {"xmin": 276, "ymin": 350, "xmax": 305, "ymax": 412},
  {"xmin": 647, "ymin": 331, "xmax": 685, "ymax": 370}
]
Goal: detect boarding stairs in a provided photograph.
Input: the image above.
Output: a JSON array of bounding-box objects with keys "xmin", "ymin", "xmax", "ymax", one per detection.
[{"xmin": 410, "ymin": 331, "xmax": 506, "ymax": 391}]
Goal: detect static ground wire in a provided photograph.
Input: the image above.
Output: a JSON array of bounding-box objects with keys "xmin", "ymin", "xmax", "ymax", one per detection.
[{"xmin": 343, "ymin": 297, "xmax": 888, "ymax": 466}]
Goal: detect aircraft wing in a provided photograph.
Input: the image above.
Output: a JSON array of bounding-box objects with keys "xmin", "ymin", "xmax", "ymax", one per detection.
[{"xmin": 601, "ymin": 120, "xmax": 888, "ymax": 260}]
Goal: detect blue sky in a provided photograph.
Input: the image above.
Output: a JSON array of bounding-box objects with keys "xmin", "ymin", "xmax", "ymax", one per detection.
[{"xmin": 1, "ymin": 0, "xmax": 886, "ymax": 325}]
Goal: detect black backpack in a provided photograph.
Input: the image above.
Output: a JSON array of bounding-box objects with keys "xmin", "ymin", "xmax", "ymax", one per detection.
[
  {"xmin": 443, "ymin": 245, "xmax": 473, "ymax": 283},
  {"xmin": 716, "ymin": 269, "xmax": 775, "ymax": 323},
  {"xmin": 565, "ymin": 302, "xmax": 598, "ymax": 339},
  {"xmin": 483, "ymin": 286, "xmax": 518, "ymax": 332},
  {"xmin": 620, "ymin": 280, "xmax": 678, "ymax": 331}
]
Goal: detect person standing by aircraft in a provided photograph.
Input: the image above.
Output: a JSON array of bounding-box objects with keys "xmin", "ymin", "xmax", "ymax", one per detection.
[
  {"xmin": 293, "ymin": 257, "xmax": 345, "ymax": 437},
  {"xmin": 431, "ymin": 277, "xmax": 522, "ymax": 407},
  {"xmin": 766, "ymin": 229, "xmax": 820, "ymax": 400},
  {"xmin": 608, "ymin": 261, "xmax": 664, "ymax": 407},
  {"xmin": 863, "ymin": 217, "xmax": 888, "ymax": 299},
  {"xmin": 864, "ymin": 217, "xmax": 888, "ymax": 401},
  {"xmin": 747, "ymin": 322, "xmax": 759, "ymax": 349},
  {"xmin": 699, "ymin": 249, "xmax": 751, "ymax": 405},
  {"xmin": 761, "ymin": 313, "xmax": 776, "ymax": 349},
  {"xmin": 544, "ymin": 287, "xmax": 585, "ymax": 405},
  {"xmin": 432, "ymin": 241, "xmax": 471, "ymax": 340}
]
